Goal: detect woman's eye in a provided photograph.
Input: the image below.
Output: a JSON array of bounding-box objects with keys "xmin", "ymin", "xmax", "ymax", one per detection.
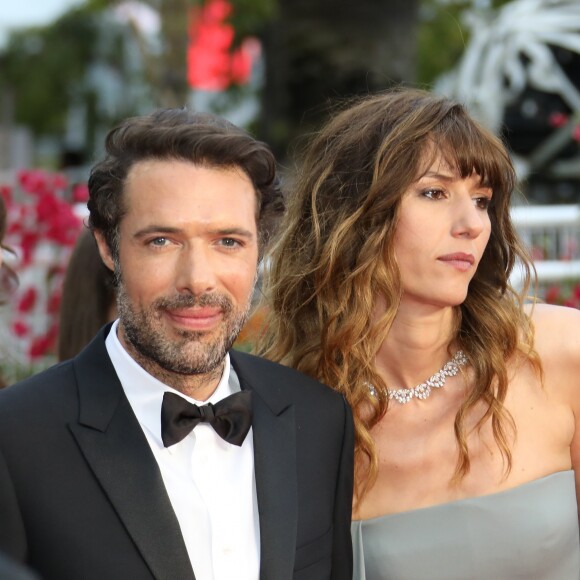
[
  {"xmin": 474, "ymin": 197, "xmax": 492, "ymax": 211},
  {"xmin": 422, "ymin": 188, "xmax": 446, "ymax": 200}
]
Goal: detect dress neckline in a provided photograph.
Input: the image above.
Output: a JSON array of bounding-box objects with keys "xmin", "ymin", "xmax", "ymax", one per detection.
[{"xmin": 353, "ymin": 469, "xmax": 574, "ymax": 525}]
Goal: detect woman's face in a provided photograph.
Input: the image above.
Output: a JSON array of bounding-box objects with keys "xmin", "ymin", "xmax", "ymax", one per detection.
[{"xmin": 393, "ymin": 154, "xmax": 492, "ymax": 310}]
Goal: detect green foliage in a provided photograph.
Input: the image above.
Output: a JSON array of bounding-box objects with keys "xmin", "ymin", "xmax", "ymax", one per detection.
[
  {"xmin": 230, "ymin": 0, "xmax": 278, "ymax": 39},
  {"xmin": 417, "ymin": 1, "xmax": 467, "ymax": 85},
  {"xmin": 417, "ymin": 0, "xmax": 515, "ymax": 86},
  {"xmin": 0, "ymin": 0, "xmax": 153, "ymax": 162},
  {"xmin": 0, "ymin": 8, "xmax": 100, "ymax": 136},
  {"xmin": 0, "ymin": 0, "xmax": 519, "ymax": 159},
  {"xmin": 0, "ymin": 357, "xmax": 57, "ymax": 386}
]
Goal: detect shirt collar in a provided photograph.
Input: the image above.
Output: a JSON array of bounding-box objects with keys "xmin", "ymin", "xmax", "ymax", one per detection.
[{"xmin": 105, "ymin": 319, "xmax": 233, "ymax": 447}]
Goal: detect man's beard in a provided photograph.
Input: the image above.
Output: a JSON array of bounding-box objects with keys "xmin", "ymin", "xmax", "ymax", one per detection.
[{"xmin": 116, "ymin": 279, "xmax": 252, "ymax": 376}]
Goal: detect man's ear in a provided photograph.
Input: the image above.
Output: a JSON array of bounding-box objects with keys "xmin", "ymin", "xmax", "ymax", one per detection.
[{"xmin": 93, "ymin": 231, "xmax": 115, "ymax": 272}]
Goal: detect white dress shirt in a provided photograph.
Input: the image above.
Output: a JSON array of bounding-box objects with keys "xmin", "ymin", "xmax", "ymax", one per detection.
[{"xmin": 105, "ymin": 320, "xmax": 260, "ymax": 580}]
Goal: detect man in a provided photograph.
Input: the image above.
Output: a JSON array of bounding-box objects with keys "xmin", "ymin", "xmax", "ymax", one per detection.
[{"xmin": 0, "ymin": 110, "xmax": 354, "ymax": 580}]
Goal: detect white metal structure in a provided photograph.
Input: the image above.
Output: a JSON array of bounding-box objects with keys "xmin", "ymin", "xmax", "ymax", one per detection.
[
  {"xmin": 511, "ymin": 204, "xmax": 580, "ymax": 286},
  {"xmin": 437, "ymin": 0, "xmax": 580, "ymax": 132},
  {"xmin": 436, "ymin": 0, "xmax": 580, "ymax": 181}
]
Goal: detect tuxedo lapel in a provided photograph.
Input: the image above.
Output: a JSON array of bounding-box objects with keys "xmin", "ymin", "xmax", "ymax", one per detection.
[
  {"xmin": 230, "ymin": 350, "xmax": 298, "ymax": 580},
  {"xmin": 68, "ymin": 329, "xmax": 195, "ymax": 580}
]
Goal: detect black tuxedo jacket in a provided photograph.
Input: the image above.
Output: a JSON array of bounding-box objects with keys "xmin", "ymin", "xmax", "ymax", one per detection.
[
  {"xmin": 0, "ymin": 326, "xmax": 354, "ymax": 580},
  {"xmin": 0, "ymin": 552, "xmax": 39, "ymax": 580}
]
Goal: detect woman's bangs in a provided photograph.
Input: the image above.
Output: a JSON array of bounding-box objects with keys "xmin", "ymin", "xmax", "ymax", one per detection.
[{"xmin": 436, "ymin": 116, "xmax": 515, "ymax": 197}]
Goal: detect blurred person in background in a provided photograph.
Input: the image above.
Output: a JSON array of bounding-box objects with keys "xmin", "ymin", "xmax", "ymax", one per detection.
[
  {"xmin": 260, "ymin": 88, "xmax": 580, "ymax": 579},
  {"xmin": 58, "ymin": 227, "xmax": 117, "ymax": 361}
]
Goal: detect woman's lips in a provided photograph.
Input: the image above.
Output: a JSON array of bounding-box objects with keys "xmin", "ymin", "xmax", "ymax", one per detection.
[{"xmin": 437, "ymin": 252, "xmax": 475, "ymax": 272}]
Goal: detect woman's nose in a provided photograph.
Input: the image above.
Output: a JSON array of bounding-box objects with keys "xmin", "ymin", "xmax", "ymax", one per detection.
[{"xmin": 451, "ymin": 198, "xmax": 487, "ymax": 239}]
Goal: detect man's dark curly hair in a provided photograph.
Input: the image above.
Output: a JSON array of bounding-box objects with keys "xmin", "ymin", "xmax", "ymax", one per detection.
[{"xmin": 87, "ymin": 108, "xmax": 284, "ymax": 259}]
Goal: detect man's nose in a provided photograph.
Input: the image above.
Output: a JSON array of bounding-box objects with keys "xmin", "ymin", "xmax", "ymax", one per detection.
[{"xmin": 176, "ymin": 246, "xmax": 217, "ymax": 295}]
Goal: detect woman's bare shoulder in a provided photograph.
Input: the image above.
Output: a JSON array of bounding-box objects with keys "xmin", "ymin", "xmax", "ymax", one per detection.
[
  {"xmin": 526, "ymin": 302, "xmax": 580, "ymax": 338},
  {"xmin": 525, "ymin": 302, "xmax": 580, "ymax": 405}
]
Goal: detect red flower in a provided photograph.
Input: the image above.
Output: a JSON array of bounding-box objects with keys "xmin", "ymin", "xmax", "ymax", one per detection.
[
  {"xmin": 72, "ymin": 183, "xmax": 89, "ymax": 203},
  {"xmin": 2, "ymin": 168, "xmax": 86, "ymax": 365},
  {"xmin": 17, "ymin": 169, "xmax": 51, "ymax": 196},
  {"xmin": 50, "ymin": 173, "xmax": 68, "ymax": 191},
  {"xmin": 47, "ymin": 291, "xmax": 61, "ymax": 315},
  {"xmin": 231, "ymin": 38, "xmax": 258, "ymax": 85},
  {"xmin": 28, "ymin": 324, "xmax": 59, "ymax": 359},
  {"xmin": 187, "ymin": 0, "xmax": 257, "ymax": 90},
  {"xmin": 35, "ymin": 191, "xmax": 61, "ymax": 223},
  {"xmin": 18, "ymin": 287, "xmax": 38, "ymax": 313},
  {"xmin": 20, "ymin": 232, "xmax": 40, "ymax": 266},
  {"xmin": 548, "ymin": 112, "xmax": 568, "ymax": 128},
  {"xmin": 0, "ymin": 185, "xmax": 12, "ymax": 205},
  {"xmin": 35, "ymin": 192, "xmax": 81, "ymax": 247},
  {"xmin": 544, "ymin": 285, "xmax": 560, "ymax": 304},
  {"xmin": 12, "ymin": 320, "xmax": 29, "ymax": 337},
  {"xmin": 28, "ymin": 334, "xmax": 54, "ymax": 359}
]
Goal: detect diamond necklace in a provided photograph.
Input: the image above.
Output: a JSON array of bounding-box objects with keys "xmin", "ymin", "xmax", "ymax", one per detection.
[{"xmin": 369, "ymin": 350, "xmax": 468, "ymax": 404}]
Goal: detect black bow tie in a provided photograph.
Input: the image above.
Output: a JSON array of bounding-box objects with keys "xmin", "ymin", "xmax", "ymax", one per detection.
[{"xmin": 161, "ymin": 390, "xmax": 252, "ymax": 448}]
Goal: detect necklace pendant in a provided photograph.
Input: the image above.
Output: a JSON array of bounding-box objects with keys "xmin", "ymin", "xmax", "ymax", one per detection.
[
  {"xmin": 429, "ymin": 372, "xmax": 445, "ymax": 388},
  {"xmin": 414, "ymin": 383, "xmax": 431, "ymax": 400},
  {"xmin": 389, "ymin": 388, "xmax": 413, "ymax": 404}
]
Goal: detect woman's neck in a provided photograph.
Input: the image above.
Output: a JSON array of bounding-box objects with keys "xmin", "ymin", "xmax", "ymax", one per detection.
[{"xmin": 375, "ymin": 303, "xmax": 458, "ymax": 390}]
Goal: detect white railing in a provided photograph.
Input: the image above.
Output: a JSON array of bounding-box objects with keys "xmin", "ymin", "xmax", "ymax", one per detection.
[{"xmin": 511, "ymin": 204, "xmax": 580, "ymax": 287}]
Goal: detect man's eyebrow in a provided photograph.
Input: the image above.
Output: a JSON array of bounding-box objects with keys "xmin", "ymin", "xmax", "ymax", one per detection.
[
  {"xmin": 208, "ymin": 227, "xmax": 255, "ymax": 239},
  {"xmin": 133, "ymin": 226, "xmax": 183, "ymax": 238},
  {"xmin": 132, "ymin": 226, "xmax": 256, "ymax": 239}
]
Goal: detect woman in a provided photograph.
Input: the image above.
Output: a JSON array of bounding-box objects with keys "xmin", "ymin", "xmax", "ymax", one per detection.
[{"xmin": 260, "ymin": 88, "xmax": 580, "ymax": 578}]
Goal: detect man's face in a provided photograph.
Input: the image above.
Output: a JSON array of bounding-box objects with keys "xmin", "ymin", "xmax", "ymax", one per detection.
[{"xmin": 95, "ymin": 159, "xmax": 259, "ymax": 376}]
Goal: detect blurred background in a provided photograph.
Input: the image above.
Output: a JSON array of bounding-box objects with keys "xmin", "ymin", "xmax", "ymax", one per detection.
[{"xmin": 1, "ymin": 0, "xmax": 579, "ymax": 380}]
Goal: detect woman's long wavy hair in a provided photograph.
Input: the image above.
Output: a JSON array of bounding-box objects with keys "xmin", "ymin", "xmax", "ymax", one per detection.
[{"xmin": 259, "ymin": 88, "xmax": 538, "ymax": 501}]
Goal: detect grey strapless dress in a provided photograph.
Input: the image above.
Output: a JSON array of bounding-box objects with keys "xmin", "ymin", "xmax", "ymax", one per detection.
[{"xmin": 352, "ymin": 470, "xmax": 580, "ymax": 580}]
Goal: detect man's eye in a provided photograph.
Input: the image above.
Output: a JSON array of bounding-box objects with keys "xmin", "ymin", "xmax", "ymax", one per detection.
[
  {"xmin": 150, "ymin": 237, "xmax": 169, "ymax": 247},
  {"xmin": 219, "ymin": 238, "xmax": 241, "ymax": 248}
]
